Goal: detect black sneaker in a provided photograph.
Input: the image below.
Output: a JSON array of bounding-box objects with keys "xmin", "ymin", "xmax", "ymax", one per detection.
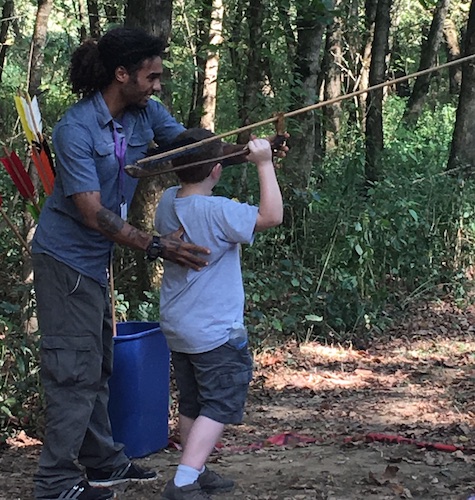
[
  {"xmin": 87, "ymin": 462, "xmax": 157, "ymax": 487},
  {"xmin": 39, "ymin": 480, "xmax": 114, "ymax": 500},
  {"xmin": 161, "ymin": 480, "xmax": 211, "ymax": 500},
  {"xmin": 198, "ymin": 467, "xmax": 234, "ymax": 493}
]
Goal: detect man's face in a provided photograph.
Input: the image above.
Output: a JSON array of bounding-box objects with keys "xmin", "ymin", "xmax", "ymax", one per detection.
[{"xmin": 121, "ymin": 56, "xmax": 163, "ymax": 108}]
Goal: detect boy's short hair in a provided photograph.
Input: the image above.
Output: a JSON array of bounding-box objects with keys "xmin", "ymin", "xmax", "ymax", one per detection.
[{"xmin": 172, "ymin": 129, "xmax": 224, "ymax": 183}]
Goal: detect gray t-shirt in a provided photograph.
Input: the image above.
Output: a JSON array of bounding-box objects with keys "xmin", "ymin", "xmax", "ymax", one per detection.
[{"xmin": 154, "ymin": 186, "xmax": 258, "ymax": 354}]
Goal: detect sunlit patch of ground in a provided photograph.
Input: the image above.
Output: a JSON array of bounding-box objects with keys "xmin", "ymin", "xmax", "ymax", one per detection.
[{"xmin": 3, "ymin": 298, "xmax": 475, "ymax": 499}]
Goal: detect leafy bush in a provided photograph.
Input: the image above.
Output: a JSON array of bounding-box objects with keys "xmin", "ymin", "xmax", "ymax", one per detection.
[
  {"xmin": 231, "ymin": 98, "xmax": 475, "ymax": 345},
  {"xmin": 0, "ymin": 317, "xmax": 42, "ymax": 444}
]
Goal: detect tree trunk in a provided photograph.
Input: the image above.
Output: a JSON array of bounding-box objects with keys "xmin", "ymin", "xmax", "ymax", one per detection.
[
  {"xmin": 285, "ymin": 4, "xmax": 327, "ymax": 189},
  {"xmin": 357, "ymin": 0, "xmax": 378, "ymax": 129},
  {"xmin": 126, "ymin": 0, "xmax": 171, "ymax": 43},
  {"xmin": 236, "ymin": 0, "xmax": 267, "ymax": 144},
  {"xmin": 186, "ymin": 0, "xmax": 211, "ymax": 129},
  {"xmin": 443, "ymin": 16, "xmax": 462, "ymax": 94},
  {"xmin": 124, "ymin": 0, "xmax": 174, "ymax": 297},
  {"xmin": 77, "ymin": 0, "xmax": 88, "ymax": 42},
  {"xmin": 201, "ymin": 0, "xmax": 224, "ymax": 132},
  {"xmin": 28, "ymin": 0, "xmax": 53, "ymax": 97},
  {"xmin": 404, "ymin": 0, "xmax": 451, "ymax": 125},
  {"xmin": 0, "ymin": 0, "xmax": 14, "ymax": 83},
  {"xmin": 276, "ymin": 0, "xmax": 297, "ymax": 67},
  {"xmin": 104, "ymin": 2, "xmax": 120, "ymax": 25},
  {"xmin": 365, "ymin": 0, "xmax": 392, "ymax": 183},
  {"xmin": 323, "ymin": 0, "xmax": 343, "ymax": 151},
  {"xmin": 87, "ymin": 0, "xmax": 101, "ymax": 39},
  {"xmin": 447, "ymin": 0, "xmax": 475, "ymax": 174}
]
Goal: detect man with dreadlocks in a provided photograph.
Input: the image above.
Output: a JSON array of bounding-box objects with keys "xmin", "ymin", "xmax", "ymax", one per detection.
[{"xmin": 31, "ymin": 27, "xmax": 211, "ymax": 500}]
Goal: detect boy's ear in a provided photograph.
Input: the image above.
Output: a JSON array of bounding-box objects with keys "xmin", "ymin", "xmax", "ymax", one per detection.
[{"xmin": 211, "ymin": 163, "xmax": 222, "ymax": 178}]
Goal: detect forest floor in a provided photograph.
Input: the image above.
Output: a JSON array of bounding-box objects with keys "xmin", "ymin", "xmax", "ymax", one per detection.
[{"xmin": 1, "ymin": 298, "xmax": 475, "ymax": 500}]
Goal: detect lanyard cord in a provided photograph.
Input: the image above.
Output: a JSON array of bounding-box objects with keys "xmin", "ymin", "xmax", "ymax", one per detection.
[{"xmin": 112, "ymin": 122, "xmax": 126, "ymax": 203}]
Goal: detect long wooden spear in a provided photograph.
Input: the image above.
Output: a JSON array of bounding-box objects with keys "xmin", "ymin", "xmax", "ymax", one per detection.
[{"xmin": 126, "ymin": 52, "xmax": 475, "ymax": 177}]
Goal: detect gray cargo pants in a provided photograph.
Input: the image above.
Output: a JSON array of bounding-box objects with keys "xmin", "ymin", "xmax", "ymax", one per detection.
[{"xmin": 32, "ymin": 254, "xmax": 129, "ymax": 499}]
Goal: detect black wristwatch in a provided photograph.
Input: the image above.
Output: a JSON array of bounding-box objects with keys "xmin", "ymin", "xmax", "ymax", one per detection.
[{"xmin": 146, "ymin": 236, "xmax": 165, "ymax": 261}]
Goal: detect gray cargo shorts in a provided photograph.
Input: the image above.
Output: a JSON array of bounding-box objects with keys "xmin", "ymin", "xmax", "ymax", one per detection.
[{"xmin": 172, "ymin": 342, "xmax": 253, "ymax": 424}]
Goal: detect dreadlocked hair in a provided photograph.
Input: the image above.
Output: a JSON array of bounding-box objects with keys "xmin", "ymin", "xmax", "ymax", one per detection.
[{"xmin": 69, "ymin": 27, "xmax": 165, "ymax": 97}]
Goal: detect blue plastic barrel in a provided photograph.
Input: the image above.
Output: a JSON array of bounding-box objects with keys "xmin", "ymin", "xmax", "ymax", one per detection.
[{"xmin": 108, "ymin": 321, "xmax": 170, "ymax": 458}]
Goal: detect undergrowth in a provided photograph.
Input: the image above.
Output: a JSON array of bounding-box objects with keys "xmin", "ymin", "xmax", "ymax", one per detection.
[{"xmin": 2, "ymin": 99, "xmax": 475, "ymax": 442}]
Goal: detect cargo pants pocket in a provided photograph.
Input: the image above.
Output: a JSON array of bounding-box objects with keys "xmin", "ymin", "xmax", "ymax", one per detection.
[{"xmin": 41, "ymin": 336, "xmax": 98, "ymax": 387}]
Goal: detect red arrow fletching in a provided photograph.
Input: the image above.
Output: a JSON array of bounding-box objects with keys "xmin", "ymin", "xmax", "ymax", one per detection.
[{"xmin": 1, "ymin": 152, "xmax": 36, "ymax": 200}]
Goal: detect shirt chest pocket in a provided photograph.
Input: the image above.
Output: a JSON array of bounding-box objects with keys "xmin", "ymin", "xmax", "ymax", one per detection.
[
  {"xmin": 128, "ymin": 126, "xmax": 154, "ymax": 158},
  {"xmin": 93, "ymin": 141, "xmax": 117, "ymax": 183}
]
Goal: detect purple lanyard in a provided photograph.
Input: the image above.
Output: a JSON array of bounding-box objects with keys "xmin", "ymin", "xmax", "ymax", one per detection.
[{"xmin": 112, "ymin": 124, "xmax": 126, "ymax": 201}]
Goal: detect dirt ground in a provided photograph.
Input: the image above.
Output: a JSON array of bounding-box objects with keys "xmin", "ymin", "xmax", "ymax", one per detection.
[{"xmin": 1, "ymin": 299, "xmax": 475, "ymax": 500}]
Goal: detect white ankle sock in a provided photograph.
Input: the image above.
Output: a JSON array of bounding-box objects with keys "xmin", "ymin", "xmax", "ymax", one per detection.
[{"xmin": 174, "ymin": 464, "xmax": 200, "ymax": 487}]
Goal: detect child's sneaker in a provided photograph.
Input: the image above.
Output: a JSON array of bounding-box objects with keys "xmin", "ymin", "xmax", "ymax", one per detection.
[
  {"xmin": 198, "ymin": 467, "xmax": 234, "ymax": 493},
  {"xmin": 38, "ymin": 480, "xmax": 114, "ymax": 500},
  {"xmin": 86, "ymin": 462, "xmax": 157, "ymax": 487},
  {"xmin": 161, "ymin": 480, "xmax": 211, "ymax": 500}
]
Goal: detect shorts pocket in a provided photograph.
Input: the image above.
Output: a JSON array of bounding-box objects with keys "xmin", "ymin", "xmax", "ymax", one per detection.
[
  {"xmin": 41, "ymin": 336, "xmax": 97, "ymax": 387},
  {"xmin": 219, "ymin": 369, "xmax": 253, "ymax": 388}
]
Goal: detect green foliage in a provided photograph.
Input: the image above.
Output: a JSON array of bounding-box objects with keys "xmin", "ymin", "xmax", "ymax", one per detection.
[
  {"xmin": 116, "ymin": 101, "xmax": 472, "ymax": 350},
  {"xmin": 0, "ymin": 0, "xmax": 472, "ymax": 444},
  {"xmin": 114, "ymin": 288, "xmax": 161, "ymax": 323},
  {"xmin": 0, "ymin": 319, "xmax": 42, "ymax": 444},
  {"xmin": 230, "ymin": 98, "xmax": 475, "ymax": 346}
]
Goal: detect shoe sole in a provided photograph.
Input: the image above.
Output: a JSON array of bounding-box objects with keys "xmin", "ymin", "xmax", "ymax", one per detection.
[
  {"xmin": 201, "ymin": 485, "xmax": 234, "ymax": 494},
  {"xmin": 40, "ymin": 493, "xmax": 115, "ymax": 500},
  {"xmin": 88, "ymin": 476, "xmax": 157, "ymax": 488}
]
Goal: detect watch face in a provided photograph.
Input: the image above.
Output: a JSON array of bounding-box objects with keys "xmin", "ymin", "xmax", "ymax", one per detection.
[
  {"xmin": 147, "ymin": 237, "xmax": 163, "ymax": 260},
  {"xmin": 150, "ymin": 245, "xmax": 161, "ymax": 258}
]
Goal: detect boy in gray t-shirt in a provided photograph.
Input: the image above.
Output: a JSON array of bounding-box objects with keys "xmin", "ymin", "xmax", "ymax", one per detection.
[{"xmin": 154, "ymin": 128, "xmax": 283, "ymax": 500}]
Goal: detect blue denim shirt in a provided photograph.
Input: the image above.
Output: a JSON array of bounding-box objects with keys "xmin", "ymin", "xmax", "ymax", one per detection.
[{"xmin": 32, "ymin": 92, "xmax": 185, "ymax": 285}]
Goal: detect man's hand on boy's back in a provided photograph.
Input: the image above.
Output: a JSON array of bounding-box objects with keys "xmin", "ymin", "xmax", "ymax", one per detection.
[
  {"xmin": 161, "ymin": 227, "xmax": 210, "ymax": 270},
  {"xmin": 246, "ymin": 138, "xmax": 273, "ymax": 165}
]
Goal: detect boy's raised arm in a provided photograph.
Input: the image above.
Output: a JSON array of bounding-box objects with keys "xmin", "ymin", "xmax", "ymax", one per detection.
[{"xmin": 246, "ymin": 138, "xmax": 284, "ymax": 232}]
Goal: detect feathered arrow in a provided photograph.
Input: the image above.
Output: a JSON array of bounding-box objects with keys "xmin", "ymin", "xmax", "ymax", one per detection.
[
  {"xmin": 1, "ymin": 146, "xmax": 42, "ymax": 217},
  {"xmin": 15, "ymin": 91, "xmax": 55, "ymax": 195}
]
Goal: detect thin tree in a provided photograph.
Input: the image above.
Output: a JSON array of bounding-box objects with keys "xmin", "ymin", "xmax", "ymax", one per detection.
[
  {"xmin": 365, "ymin": 0, "xmax": 392, "ymax": 183},
  {"xmin": 77, "ymin": 0, "xmax": 88, "ymax": 41},
  {"xmin": 286, "ymin": 2, "xmax": 327, "ymax": 189},
  {"xmin": 87, "ymin": 0, "xmax": 101, "ymax": 39},
  {"xmin": 443, "ymin": 16, "xmax": 462, "ymax": 94},
  {"xmin": 323, "ymin": 0, "xmax": 343, "ymax": 151},
  {"xmin": 104, "ymin": 2, "xmax": 121, "ymax": 25},
  {"xmin": 0, "ymin": 0, "xmax": 14, "ymax": 83},
  {"xmin": 201, "ymin": 0, "xmax": 225, "ymax": 131},
  {"xmin": 447, "ymin": 0, "xmax": 475, "ymax": 174},
  {"xmin": 235, "ymin": 0, "xmax": 269, "ymax": 144},
  {"xmin": 185, "ymin": 0, "xmax": 212, "ymax": 129},
  {"xmin": 357, "ymin": 0, "xmax": 378, "ymax": 128},
  {"xmin": 28, "ymin": 0, "xmax": 53, "ymax": 97},
  {"xmin": 403, "ymin": 0, "xmax": 451, "ymax": 125}
]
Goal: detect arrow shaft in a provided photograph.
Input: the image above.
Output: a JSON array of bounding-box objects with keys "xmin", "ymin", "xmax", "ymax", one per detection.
[{"xmin": 0, "ymin": 205, "xmax": 32, "ymax": 256}]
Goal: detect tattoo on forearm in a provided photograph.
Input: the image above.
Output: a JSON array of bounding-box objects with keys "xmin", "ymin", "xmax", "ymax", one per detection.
[{"xmin": 97, "ymin": 208, "xmax": 125, "ymax": 234}]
